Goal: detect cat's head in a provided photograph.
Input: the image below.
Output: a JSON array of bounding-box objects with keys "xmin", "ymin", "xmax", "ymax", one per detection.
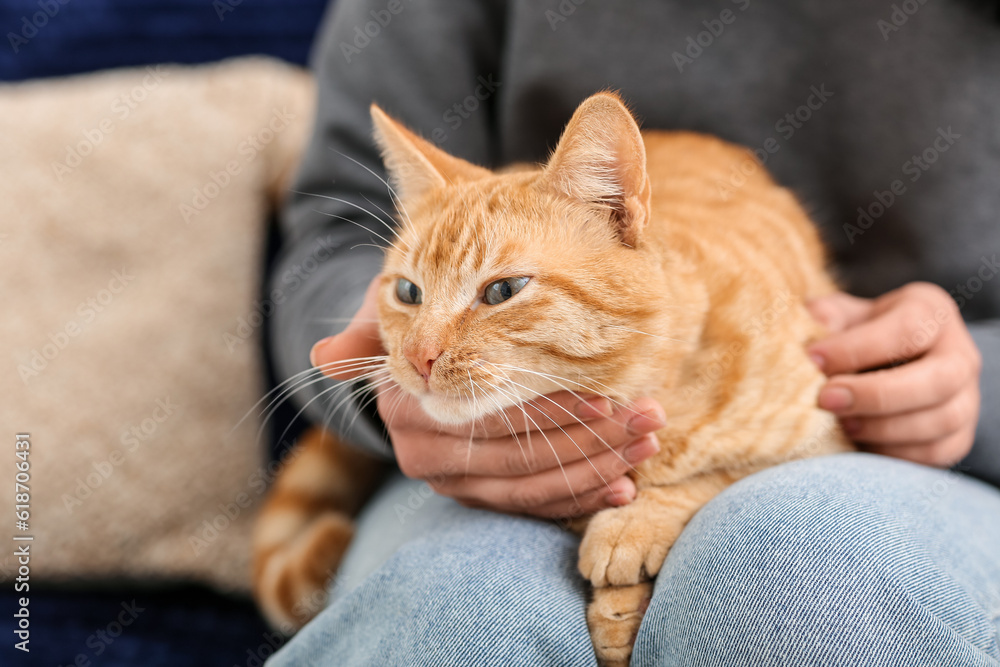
[{"xmin": 372, "ymin": 92, "xmax": 676, "ymax": 424}]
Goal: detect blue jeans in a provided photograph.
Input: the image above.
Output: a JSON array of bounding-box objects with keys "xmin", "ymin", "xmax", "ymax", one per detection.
[{"xmin": 267, "ymin": 453, "xmax": 1000, "ymax": 666}]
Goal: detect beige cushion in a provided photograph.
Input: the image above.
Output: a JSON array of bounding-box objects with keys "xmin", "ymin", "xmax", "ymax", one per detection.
[{"xmin": 0, "ymin": 57, "xmax": 314, "ymax": 593}]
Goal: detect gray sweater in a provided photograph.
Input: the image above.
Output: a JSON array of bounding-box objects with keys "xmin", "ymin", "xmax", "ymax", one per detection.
[{"xmin": 271, "ymin": 0, "xmax": 1000, "ymax": 485}]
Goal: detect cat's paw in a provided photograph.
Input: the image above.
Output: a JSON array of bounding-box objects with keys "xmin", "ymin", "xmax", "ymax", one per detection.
[
  {"xmin": 588, "ymin": 582, "xmax": 653, "ymax": 667},
  {"xmin": 578, "ymin": 505, "xmax": 678, "ymax": 587}
]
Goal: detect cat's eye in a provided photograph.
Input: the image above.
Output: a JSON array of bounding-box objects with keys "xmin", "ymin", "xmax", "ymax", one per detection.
[
  {"xmin": 395, "ymin": 278, "xmax": 422, "ymax": 305},
  {"xmin": 484, "ymin": 277, "xmax": 530, "ymax": 306}
]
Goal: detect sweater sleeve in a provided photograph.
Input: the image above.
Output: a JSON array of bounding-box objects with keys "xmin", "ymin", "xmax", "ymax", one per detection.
[
  {"xmin": 961, "ymin": 320, "xmax": 1000, "ymax": 487},
  {"xmin": 269, "ymin": 0, "xmax": 505, "ymax": 458}
]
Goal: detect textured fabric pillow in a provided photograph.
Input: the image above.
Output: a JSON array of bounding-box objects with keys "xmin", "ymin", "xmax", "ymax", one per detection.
[{"xmin": 0, "ymin": 57, "xmax": 314, "ymax": 593}]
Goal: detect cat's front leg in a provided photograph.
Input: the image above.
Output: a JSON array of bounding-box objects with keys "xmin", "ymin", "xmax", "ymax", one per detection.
[
  {"xmin": 581, "ymin": 472, "xmax": 742, "ymax": 666},
  {"xmin": 578, "ymin": 470, "xmax": 739, "ymax": 587},
  {"xmin": 588, "ymin": 582, "xmax": 653, "ymax": 667}
]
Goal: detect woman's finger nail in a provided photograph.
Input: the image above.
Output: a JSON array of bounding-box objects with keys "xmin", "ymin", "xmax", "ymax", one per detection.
[
  {"xmin": 603, "ymin": 479, "xmax": 636, "ymax": 507},
  {"xmin": 627, "ymin": 406, "xmax": 666, "ymax": 435},
  {"xmin": 624, "ymin": 434, "xmax": 660, "ymax": 463},
  {"xmin": 575, "ymin": 397, "xmax": 613, "ymax": 419},
  {"xmin": 309, "ymin": 338, "xmax": 333, "ymax": 367},
  {"xmin": 603, "ymin": 492, "xmax": 632, "ymax": 507},
  {"xmin": 808, "ymin": 351, "xmax": 826, "ymax": 371},
  {"xmin": 819, "ymin": 386, "xmax": 854, "ymax": 412}
]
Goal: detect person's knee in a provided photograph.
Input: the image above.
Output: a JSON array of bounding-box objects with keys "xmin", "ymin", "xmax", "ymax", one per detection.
[
  {"xmin": 387, "ymin": 512, "xmax": 582, "ymax": 617},
  {"xmin": 657, "ymin": 453, "xmax": 912, "ymax": 610},
  {"xmin": 633, "ymin": 454, "xmax": 999, "ymax": 666},
  {"xmin": 335, "ymin": 512, "xmax": 595, "ymax": 665}
]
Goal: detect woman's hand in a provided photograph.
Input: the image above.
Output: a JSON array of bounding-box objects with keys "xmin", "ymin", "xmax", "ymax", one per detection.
[
  {"xmin": 310, "ymin": 276, "xmax": 665, "ymax": 519},
  {"xmin": 806, "ymin": 282, "xmax": 982, "ymax": 467}
]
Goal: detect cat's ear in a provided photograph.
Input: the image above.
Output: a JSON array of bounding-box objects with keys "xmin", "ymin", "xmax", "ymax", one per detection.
[
  {"xmin": 542, "ymin": 92, "xmax": 651, "ymax": 247},
  {"xmin": 371, "ymin": 104, "xmax": 491, "ymax": 206}
]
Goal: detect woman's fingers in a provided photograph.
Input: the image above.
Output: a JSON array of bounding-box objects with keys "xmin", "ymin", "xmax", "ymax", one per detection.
[
  {"xmin": 808, "ymin": 285, "xmax": 954, "ymax": 376},
  {"xmin": 805, "ymin": 292, "xmax": 876, "ymax": 334},
  {"xmin": 818, "ymin": 335, "xmax": 976, "ymax": 416},
  {"xmin": 506, "ymin": 476, "xmax": 638, "ymax": 519},
  {"xmin": 391, "ymin": 395, "xmax": 664, "ymax": 479},
  {"xmin": 466, "ymin": 397, "xmax": 664, "ymax": 476},
  {"xmin": 430, "ymin": 433, "xmax": 659, "ymax": 514},
  {"xmin": 807, "ymin": 284, "xmax": 981, "ymax": 468},
  {"xmin": 839, "ymin": 384, "xmax": 980, "ymax": 445},
  {"xmin": 862, "ymin": 424, "xmax": 978, "ymax": 468},
  {"xmin": 469, "ymin": 390, "xmax": 614, "ymax": 438}
]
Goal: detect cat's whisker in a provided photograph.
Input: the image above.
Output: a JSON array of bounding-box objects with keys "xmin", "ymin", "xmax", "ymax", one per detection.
[
  {"xmin": 475, "ymin": 380, "xmax": 527, "ymax": 473},
  {"xmin": 465, "ymin": 369, "xmax": 482, "ymax": 476},
  {"xmin": 484, "ymin": 362, "xmax": 653, "ymax": 484},
  {"xmin": 385, "ymin": 186, "xmax": 417, "ymax": 245},
  {"xmin": 605, "ymin": 324, "xmax": 692, "ymax": 344},
  {"xmin": 349, "ymin": 243, "xmax": 389, "ymax": 253},
  {"xmin": 337, "ymin": 374, "xmax": 398, "ymax": 434},
  {"xmin": 349, "ymin": 369, "xmax": 396, "ymax": 414},
  {"xmin": 509, "ymin": 366, "xmax": 632, "ymax": 416},
  {"xmin": 312, "ymin": 318, "xmax": 381, "ymax": 324},
  {"xmin": 309, "ymin": 360, "xmax": 391, "ymax": 381},
  {"xmin": 276, "ymin": 367, "xmax": 391, "ymax": 447},
  {"xmin": 257, "ymin": 358, "xmax": 389, "ymax": 426},
  {"xmin": 474, "ymin": 363, "xmax": 539, "ymax": 465},
  {"xmin": 294, "ymin": 189, "xmax": 404, "ymax": 248},
  {"xmin": 349, "ymin": 369, "xmax": 395, "ymax": 426},
  {"xmin": 327, "ymin": 147, "xmax": 417, "ymax": 238},
  {"xmin": 276, "ymin": 383, "xmax": 347, "ymax": 449},
  {"xmin": 484, "ymin": 379, "xmax": 581, "ymax": 502},
  {"xmin": 231, "ymin": 365, "xmax": 325, "ymax": 435},
  {"xmin": 262, "ymin": 359, "xmax": 385, "ymax": 422},
  {"xmin": 487, "ymin": 362, "xmax": 631, "ymax": 414},
  {"xmin": 261, "ymin": 365, "xmax": 391, "ymax": 447},
  {"xmin": 521, "ymin": 406, "xmax": 536, "ymax": 469},
  {"xmin": 476, "ymin": 370, "xmax": 572, "ymax": 474},
  {"xmin": 390, "ymin": 188, "xmax": 415, "ymax": 230},
  {"xmin": 467, "ymin": 369, "xmax": 519, "ymax": 441},
  {"xmin": 486, "ymin": 370, "xmax": 605, "ymax": 465},
  {"xmin": 479, "ymin": 380, "xmax": 537, "ymax": 472},
  {"xmin": 230, "ymin": 357, "xmax": 387, "ymax": 436},
  {"xmin": 363, "ymin": 193, "xmax": 411, "ymax": 241},
  {"xmin": 380, "ymin": 381, "xmax": 411, "ymax": 437},
  {"xmin": 491, "ymin": 370, "xmax": 641, "ymax": 480},
  {"xmin": 313, "ymin": 209, "xmax": 404, "ymax": 253}
]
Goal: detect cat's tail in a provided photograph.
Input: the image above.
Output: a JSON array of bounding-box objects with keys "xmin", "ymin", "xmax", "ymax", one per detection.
[{"xmin": 252, "ymin": 426, "xmax": 384, "ymax": 633}]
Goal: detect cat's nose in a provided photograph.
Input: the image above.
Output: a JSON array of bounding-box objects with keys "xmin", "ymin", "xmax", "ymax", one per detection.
[{"xmin": 403, "ymin": 345, "xmax": 442, "ymax": 381}]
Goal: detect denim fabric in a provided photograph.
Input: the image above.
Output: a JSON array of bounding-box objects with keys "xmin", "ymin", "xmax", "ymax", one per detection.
[{"xmin": 268, "ymin": 454, "xmax": 1000, "ymax": 666}]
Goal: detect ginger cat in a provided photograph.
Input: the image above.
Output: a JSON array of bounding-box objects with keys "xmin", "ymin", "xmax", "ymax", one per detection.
[{"xmin": 254, "ymin": 92, "xmax": 852, "ymax": 665}]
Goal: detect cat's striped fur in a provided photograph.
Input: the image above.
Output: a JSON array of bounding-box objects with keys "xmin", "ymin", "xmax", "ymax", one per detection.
[{"xmin": 252, "ymin": 427, "xmax": 382, "ymax": 631}]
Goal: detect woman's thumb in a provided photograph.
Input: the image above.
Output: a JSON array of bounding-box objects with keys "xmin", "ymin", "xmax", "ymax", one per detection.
[{"xmin": 310, "ymin": 276, "xmax": 384, "ymax": 380}]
